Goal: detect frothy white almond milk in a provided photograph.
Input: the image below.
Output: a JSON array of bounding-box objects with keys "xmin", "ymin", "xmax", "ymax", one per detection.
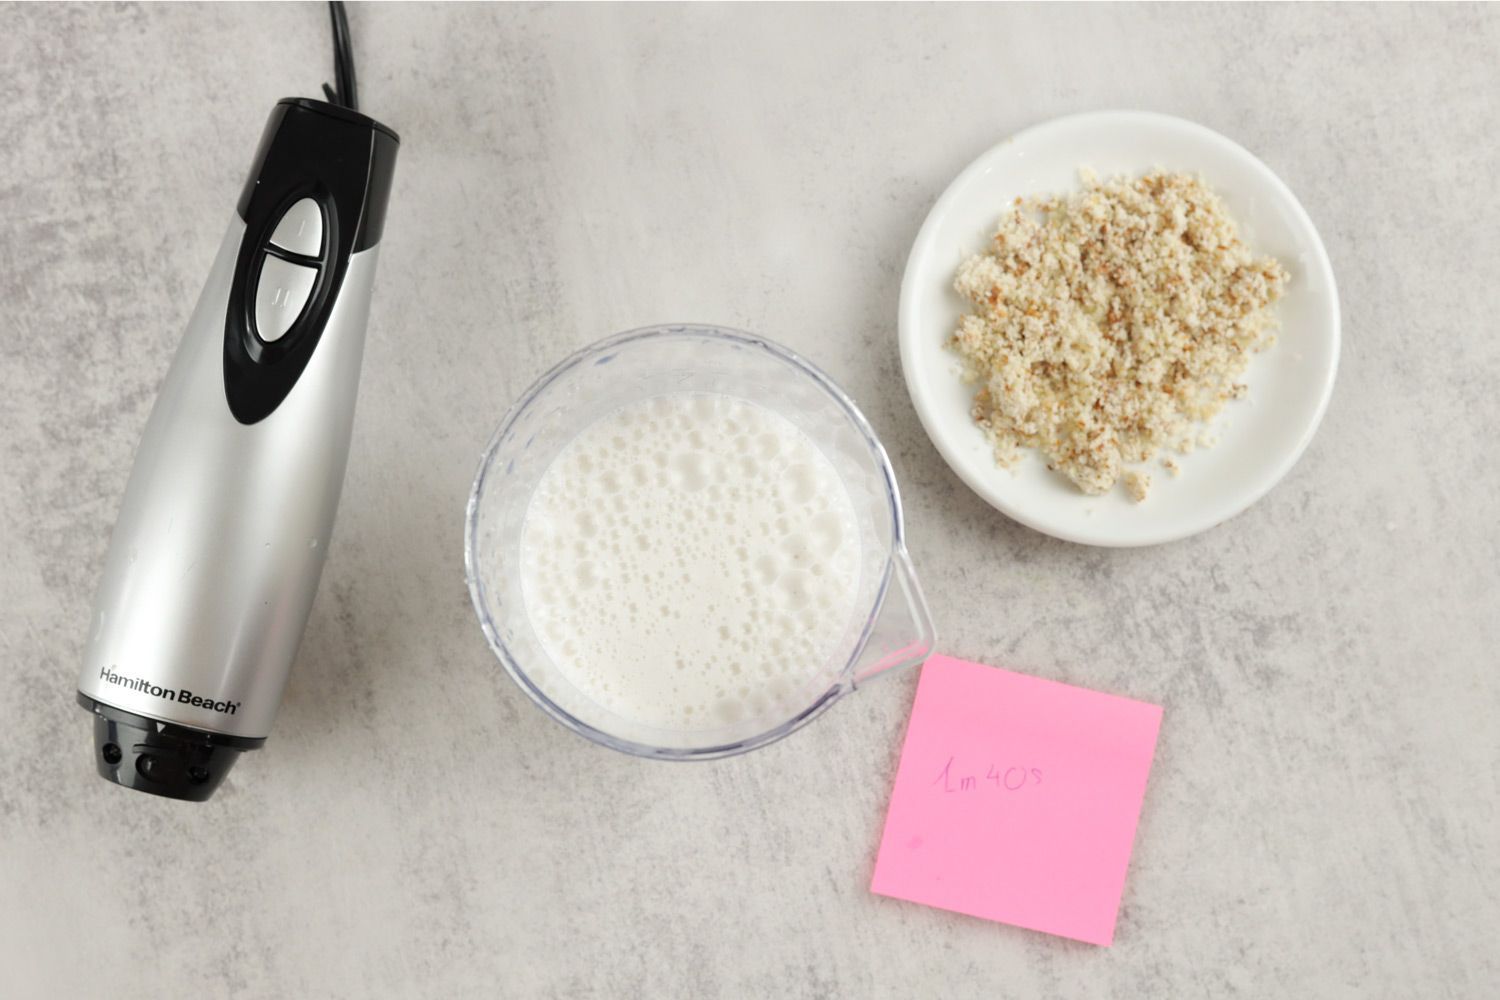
[{"xmin": 520, "ymin": 393, "xmax": 862, "ymax": 731}]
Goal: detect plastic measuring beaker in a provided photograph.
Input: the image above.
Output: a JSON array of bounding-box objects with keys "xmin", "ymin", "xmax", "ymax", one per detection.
[{"xmin": 466, "ymin": 325, "xmax": 934, "ymax": 758}]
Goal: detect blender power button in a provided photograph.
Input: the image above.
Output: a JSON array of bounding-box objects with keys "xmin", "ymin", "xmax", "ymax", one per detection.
[
  {"xmin": 267, "ymin": 197, "xmax": 323, "ymax": 257},
  {"xmin": 254, "ymin": 255, "xmax": 318, "ymax": 342}
]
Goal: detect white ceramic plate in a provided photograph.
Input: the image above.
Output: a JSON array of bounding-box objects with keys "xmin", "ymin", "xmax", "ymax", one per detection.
[{"xmin": 899, "ymin": 110, "xmax": 1339, "ymax": 547}]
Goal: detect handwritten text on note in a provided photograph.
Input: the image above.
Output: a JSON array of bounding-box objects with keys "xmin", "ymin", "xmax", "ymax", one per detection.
[{"xmin": 932, "ymin": 757, "xmax": 1042, "ymax": 793}]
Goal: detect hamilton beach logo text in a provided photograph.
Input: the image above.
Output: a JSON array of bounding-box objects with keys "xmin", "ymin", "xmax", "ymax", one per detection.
[{"xmin": 99, "ymin": 666, "xmax": 240, "ymax": 715}]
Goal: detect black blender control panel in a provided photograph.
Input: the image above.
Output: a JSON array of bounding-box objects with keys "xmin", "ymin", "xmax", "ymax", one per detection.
[{"xmin": 222, "ymin": 98, "xmax": 398, "ymax": 425}]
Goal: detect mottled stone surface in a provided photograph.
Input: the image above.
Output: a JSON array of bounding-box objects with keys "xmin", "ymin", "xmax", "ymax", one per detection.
[{"xmin": 3, "ymin": 4, "xmax": 1497, "ymax": 997}]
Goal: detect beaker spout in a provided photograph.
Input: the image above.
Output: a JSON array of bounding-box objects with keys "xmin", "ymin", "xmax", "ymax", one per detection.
[{"xmin": 851, "ymin": 545, "xmax": 936, "ymax": 687}]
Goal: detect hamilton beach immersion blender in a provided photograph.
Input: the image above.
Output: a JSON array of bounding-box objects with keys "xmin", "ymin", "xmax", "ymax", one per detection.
[{"xmin": 74, "ymin": 4, "xmax": 399, "ymax": 800}]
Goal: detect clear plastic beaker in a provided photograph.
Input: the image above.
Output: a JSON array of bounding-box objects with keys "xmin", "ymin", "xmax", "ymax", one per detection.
[{"xmin": 465, "ymin": 324, "xmax": 935, "ymax": 758}]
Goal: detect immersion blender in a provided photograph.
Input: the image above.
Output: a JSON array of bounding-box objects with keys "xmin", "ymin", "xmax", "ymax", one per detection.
[{"xmin": 75, "ymin": 4, "xmax": 399, "ymax": 800}]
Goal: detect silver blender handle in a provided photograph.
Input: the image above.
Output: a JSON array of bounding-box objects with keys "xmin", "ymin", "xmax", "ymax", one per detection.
[{"xmin": 75, "ymin": 96, "xmax": 399, "ymax": 800}]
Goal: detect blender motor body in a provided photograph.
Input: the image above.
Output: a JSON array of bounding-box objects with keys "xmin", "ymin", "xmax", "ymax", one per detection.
[{"xmin": 76, "ymin": 98, "xmax": 398, "ymax": 800}]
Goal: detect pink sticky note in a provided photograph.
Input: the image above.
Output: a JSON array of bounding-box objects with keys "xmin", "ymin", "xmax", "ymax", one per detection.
[{"xmin": 871, "ymin": 654, "xmax": 1162, "ymax": 946}]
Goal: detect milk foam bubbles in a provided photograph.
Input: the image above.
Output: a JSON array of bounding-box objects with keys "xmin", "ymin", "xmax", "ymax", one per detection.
[{"xmin": 520, "ymin": 393, "xmax": 862, "ymax": 731}]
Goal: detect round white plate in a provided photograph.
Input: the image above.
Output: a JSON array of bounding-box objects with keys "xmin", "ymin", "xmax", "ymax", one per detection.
[{"xmin": 899, "ymin": 110, "xmax": 1339, "ymax": 547}]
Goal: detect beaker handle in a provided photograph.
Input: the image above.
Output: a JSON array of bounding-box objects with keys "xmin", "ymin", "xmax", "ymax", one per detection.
[{"xmin": 851, "ymin": 545, "xmax": 937, "ymax": 687}]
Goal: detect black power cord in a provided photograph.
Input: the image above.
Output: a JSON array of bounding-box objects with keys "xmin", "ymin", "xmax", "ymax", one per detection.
[{"xmin": 321, "ymin": 1, "xmax": 358, "ymax": 112}]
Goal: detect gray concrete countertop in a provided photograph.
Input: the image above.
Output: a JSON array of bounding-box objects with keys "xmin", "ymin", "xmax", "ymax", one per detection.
[{"xmin": 3, "ymin": 4, "xmax": 1496, "ymax": 997}]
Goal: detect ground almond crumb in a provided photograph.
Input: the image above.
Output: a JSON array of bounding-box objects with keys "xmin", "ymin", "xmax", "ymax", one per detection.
[
  {"xmin": 1161, "ymin": 456, "xmax": 1181, "ymax": 477},
  {"xmin": 1123, "ymin": 469, "xmax": 1151, "ymax": 503},
  {"xmin": 950, "ymin": 169, "xmax": 1288, "ymax": 499}
]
